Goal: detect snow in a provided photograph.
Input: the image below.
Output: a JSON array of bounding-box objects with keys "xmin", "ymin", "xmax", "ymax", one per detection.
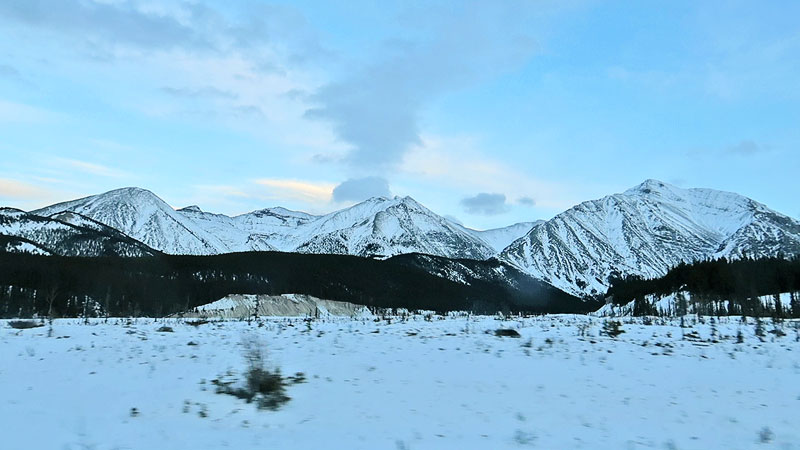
[
  {"xmin": 3, "ymin": 314, "xmax": 799, "ymax": 449},
  {"xmin": 2, "ymin": 240, "xmax": 50, "ymax": 255},
  {"xmin": 190, "ymin": 294, "xmax": 372, "ymax": 318},
  {"xmin": 459, "ymin": 221, "xmax": 541, "ymax": 253}
]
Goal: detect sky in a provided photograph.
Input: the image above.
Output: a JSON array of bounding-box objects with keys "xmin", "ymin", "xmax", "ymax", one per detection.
[{"xmin": 0, "ymin": 0, "xmax": 798, "ymax": 230}]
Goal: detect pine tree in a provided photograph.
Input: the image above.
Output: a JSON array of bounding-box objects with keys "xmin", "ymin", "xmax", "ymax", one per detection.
[
  {"xmin": 791, "ymin": 292, "xmax": 800, "ymax": 319},
  {"xmin": 773, "ymin": 293, "xmax": 783, "ymax": 320}
]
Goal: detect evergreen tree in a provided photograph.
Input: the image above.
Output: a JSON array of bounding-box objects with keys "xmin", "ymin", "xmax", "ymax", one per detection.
[
  {"xmin": 791, "ymin": 291, "xmax": 800, "ymax": 319},
  {"xmin": 773, "ymin": 293, "xmax": 783, "ymax": 320}
]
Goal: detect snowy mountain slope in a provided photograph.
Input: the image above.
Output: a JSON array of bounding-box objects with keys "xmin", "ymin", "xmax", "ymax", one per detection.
[
  {"xmin": 33, "ymin": 188, "xmax": 234, "ymax": 255},
  {"xmin": 174, "ymin": 197, "xmax": 492, "ymax": 258},
  {"xmin": 0, "ymin": 208, "xmax": 157, "ymax": 257},
  {"xmin": 499, "ymin": 179, "xmax": 800, "ymax": 298},
  {"xmin": 292, "ymin": 196, "xmax": 495, "ymax": 259},
  {"xmin": 173, "ymin": 206, "xmax": 277, "ymax": 253},
  {"xmin": 459, "ymin": 221, "xmax": 541, "ymax": 253},
  {"xmin": 21, "ymin": 180, "xmax": 800, "ymax": 293},
  {"xmin": 231, "ymin": 207, "xmax": 318, "ymax": 252},
  {"xmin": 29, "ymin": 190, "xmax": 493, "ymax": 259},
  {"xmin": 175, "ymin": 205, "xmax": 325, "ymax": 253}
]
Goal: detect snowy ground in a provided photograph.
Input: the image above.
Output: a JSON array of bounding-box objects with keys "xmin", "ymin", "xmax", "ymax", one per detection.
[{"xmin": 2, "ymin": 314, "xmax": 799, "ymax": 449}]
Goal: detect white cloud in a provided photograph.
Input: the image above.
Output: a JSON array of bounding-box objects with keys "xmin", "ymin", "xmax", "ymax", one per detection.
[
  {"xmin": 0, "ymin": 100, "xmax": 59, "ymax": 123},
  {"xmin": 400, "ymin": 134, "xmax": 584, "ymax": 211},
  {"xmin": 52, "ymin": 158, "xmax": 132, "ymax": 179},
  {"xmin": 252, "ymin": 178, "xmax": 334, "ymax": 205},
  {"xmin": 0, "ymin": 178, "xmax": 72, "ymax": 210}
]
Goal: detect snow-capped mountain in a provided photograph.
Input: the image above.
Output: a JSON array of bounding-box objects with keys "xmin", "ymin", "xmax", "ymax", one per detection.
[
  {"xmin": 30, "ymin": 189, "xmax": 493, "ymax": 259},
  {"xmin": 499, "ymin": 179, "xmax": 800, "ymax": 298},
  {"xmin": 33, "ymin": 188, "xmax": 235, "ymax": 255},
  {"xmin": 0, "ymin": 208, "xmax": 157, "ymax": 257},
  {"xmin": 292, "ymin": 196, "xmax": 494, "ymax": 259},
  {"xmin": 15, "ymin": 180, "xmax": 800, "ymax": 299}
]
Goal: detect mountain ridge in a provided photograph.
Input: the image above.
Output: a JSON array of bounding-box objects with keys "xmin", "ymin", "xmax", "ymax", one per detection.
[{"xmin": 9, "ymin": 179, "xmax": 800, "ymax": 300}]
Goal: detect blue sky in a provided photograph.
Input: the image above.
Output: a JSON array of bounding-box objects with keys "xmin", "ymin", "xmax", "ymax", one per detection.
[{"xmin": 1, "ymin": 0, "xmax": 798, "ymax": 229}]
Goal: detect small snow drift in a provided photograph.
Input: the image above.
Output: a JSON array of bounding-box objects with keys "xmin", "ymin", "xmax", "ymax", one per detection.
[{"xmin": 184, "ymin": 294, "xmax": 372, "ymax": 319}]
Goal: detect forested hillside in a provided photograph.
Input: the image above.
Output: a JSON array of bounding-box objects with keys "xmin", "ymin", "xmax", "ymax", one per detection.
[
  {"xmin": 0, "ymin": 251, "xmax": 590, "ymax": 318},
  {"xmin": 606, "ymin": 256, "xmax": 800, "ymax": 316}
]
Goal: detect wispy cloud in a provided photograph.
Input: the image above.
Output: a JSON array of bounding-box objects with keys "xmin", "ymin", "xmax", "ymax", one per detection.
[
  {"xmin": 160, "ymin": 86, "xmax": 237, "ymax": 99},
  {"xmin": 183, "ymin": 180, "xmax": 336, "ymax": 215},
  {"xmin": 723, "ymin": 139, "xmax": 771, "ymax": 156},
  {"xmin": 253, "ymin": 178, "xmax": 334, "ymax": 204},
  {"xmin": 0, "ymin": 177, "xmax": 71, "ymax": 210},
  {"xmin": 0, "ymin": 1, "xmax": 327, "ymax": 66},
  {"xmin": 0, "ymin": 178, "xmax": 51, "ymax": 200},
  {"xmin": 52, "ymin": 158, "xmax": 132, "ymax": 179},
  {"xmin": 0, "ymin": 0, "xmax": 207, "ymax": 52},
  {"xmin": 0, "ymin": 64, "xmax": 22, "ymax": 81},
  {"xmin": 401, "ymin": 134, "xmax": 584, "ymax": 211},
  {"xmin": 688, "ymin": 139, "xmax": 773, "ymax": 159},
  {"xmin": 0, "ymin": 99, "xmax": 58, "ymax": 123}
]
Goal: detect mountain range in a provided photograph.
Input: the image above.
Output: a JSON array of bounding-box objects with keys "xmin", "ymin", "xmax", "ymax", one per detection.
[{"xmin": 3, "ymin": 179, "xmax": 799, "ymax": 300}]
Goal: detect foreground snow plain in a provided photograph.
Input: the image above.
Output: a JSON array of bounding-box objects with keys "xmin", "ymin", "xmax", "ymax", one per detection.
[{"xmin": 2, "ymin": 314, "xmax": 799, "ymax": 449}]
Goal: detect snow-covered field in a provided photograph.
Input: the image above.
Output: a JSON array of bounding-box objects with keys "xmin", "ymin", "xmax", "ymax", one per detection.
[{"xmin": 2, "ymin": 314, "xmax": 799, "ymax": 449}]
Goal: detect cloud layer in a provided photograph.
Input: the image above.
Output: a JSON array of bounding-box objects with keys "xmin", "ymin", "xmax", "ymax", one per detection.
[
  {"xmin": 305, "ymin": 2, "xmax": 538, "ymax": 172},
  {"xmin": 460, "ymin": 193, "xmax": 509, "ymax": 216},
  {"xmin": 332, "ymin": 177, "xmax": 391, "ymax": 203}
]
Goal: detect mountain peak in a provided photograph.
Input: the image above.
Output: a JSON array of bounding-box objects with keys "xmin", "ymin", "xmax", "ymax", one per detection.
[
  {"xmin": 624, "ymin": 179, "xmax": 675, "ymax": 195},
  {"xmin": 101, "ymin": 186, "xmax": 160, "ymax": 198},
  {"xmin": 178, "ymin": 205, "xmax": 202, "ymax": 213}
]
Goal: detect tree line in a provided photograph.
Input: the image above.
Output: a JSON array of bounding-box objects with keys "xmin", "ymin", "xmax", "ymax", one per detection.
[
  {"xmin": 0, "ymin": 251, "xmax": 592, "ymax": 318},
  {"xmin": 606, "ymin": 255, "xmax": 800, "ymax": 317}
]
